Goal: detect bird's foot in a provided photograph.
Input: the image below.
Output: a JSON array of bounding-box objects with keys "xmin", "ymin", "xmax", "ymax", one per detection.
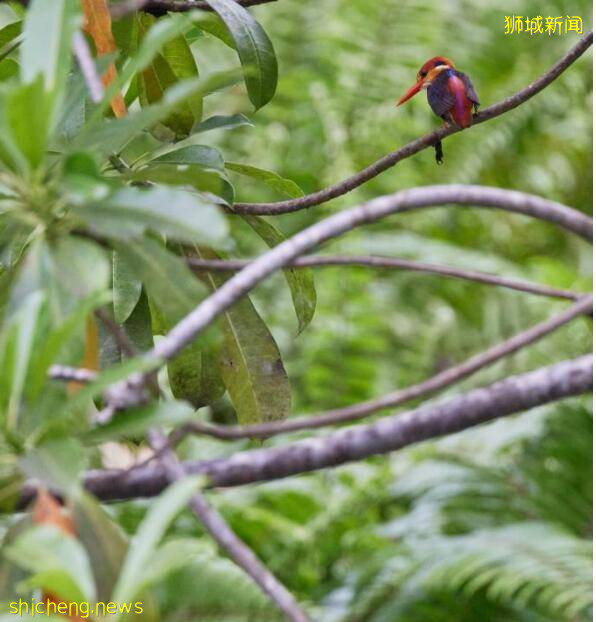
[{"xmin": 434, "ymin": 140, "xmax": 444, "ymax": 165}]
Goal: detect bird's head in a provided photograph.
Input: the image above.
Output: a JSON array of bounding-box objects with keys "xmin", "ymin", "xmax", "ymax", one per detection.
[{"xmin": 396, "ymin": 56, "xmax": 454, "ymax": 106}]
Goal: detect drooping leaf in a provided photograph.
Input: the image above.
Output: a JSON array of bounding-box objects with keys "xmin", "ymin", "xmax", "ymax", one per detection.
[
  {"xmin": 113, "ymin": 250, "xmax": 143, "ymax": 324},
  {"xmin": 112, "ymin": 476, "xmax": 203, "ymax": 605},
  {"xmin": 167, "ymin": 331, "xmax": 225, "ymax": 408},
  {"xmin": 135, "ymin": 12, "xmax": 202, "ymax": 136},
  {"xmin": 112, "ymin": 238, "xmax": 224, "ymax": 407},
  {"xmin": 203, "ymin": 0, "xmax": 278, "ymax": 109},
  {"xmin": 111, "ymin": 237, "xmax": 207, "ymax": 325},
  {"xmin": 243, "ymin": 215, "xmax": 316, "ymax": 333},
  {"xmin": 72, "ymin": 185, "xmax": 228, "ymax": 246},
  {"xmin": 153, "ymin": 144, "xmax": 225, "ymax": 169},
  {"xmin": 226, "ymin": 161, "xmax": 304, "ymax": 198},
  {"xmin": 190, "ymin": 246, "xmax": 291, "ymax": 425}
]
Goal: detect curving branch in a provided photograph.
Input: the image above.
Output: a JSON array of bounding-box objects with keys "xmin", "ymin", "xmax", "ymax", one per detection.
[
  {"xmin": 66, "ymin": 355, "xmax": 592, "ymax": 502},
  {"xmin": 110, "ymin": 0, "xmax": 279, "ymax": 18},
  {"xmin": 168, "ymin": 295, "xmax": 592, "ymax": 441},
  {"xmin": 145, "ymin": 185, "xmax": 591, "ymax": 370},
  {"xmin": 147, "ymin": 430, "xmax": 310, "ymax": 622},
  {"xmin": 233, "ymin": 32, "xmax": 593, "ymax": 215},
  {"xmin": 187, "ymin": 254, "xmax": 583, "ymax": 301}
]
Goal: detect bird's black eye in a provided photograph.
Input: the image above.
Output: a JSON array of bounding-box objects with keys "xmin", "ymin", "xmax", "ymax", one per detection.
[{"xmin": 419, "ymin": 70, "xmax": 427, "ymax": 78}]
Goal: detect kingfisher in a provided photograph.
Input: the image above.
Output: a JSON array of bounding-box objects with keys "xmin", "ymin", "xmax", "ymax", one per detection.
[{"xmin": 396, "ymin": 56, "xmax": 480, "ymax": 163}]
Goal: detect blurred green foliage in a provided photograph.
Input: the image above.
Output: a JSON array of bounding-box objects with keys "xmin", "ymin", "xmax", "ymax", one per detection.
[{"xmin": 0, "ymin": 0, "xmax": 591, "ymax": 620}]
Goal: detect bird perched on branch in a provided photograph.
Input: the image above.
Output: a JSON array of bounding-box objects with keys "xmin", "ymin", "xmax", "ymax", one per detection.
[{"xmin": 397, "ymin": 56, "xmax": 479, "ymax": 164}]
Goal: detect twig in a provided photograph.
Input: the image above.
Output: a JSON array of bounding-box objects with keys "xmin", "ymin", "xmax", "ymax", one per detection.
[
  {"xmin": 147, "ymin": 429, "xmax": 310, "ymax": 622},
  {"xmin": 187, "ymin": 254, "xmax": 583, "ymax": 301},
  {"xmin": 146, "ymin": 185, "xmax": 591, "ymax": 369},
  {"xmin": 168, "ymin": 295, "xmax": 592, "ymax": 441},
  {"xmin": 48, "ymin": 365, "xmax": 97, "ymax": 383},
  {"xmin": 72, "ymin": 31, "xmax": 105, "ymax": 104},
  {"xmin": 65, "ymin": 354, "xmax": 592, "ymax": 502},
  {"xmin": 233, "ymin": 32, "xmax": 593, "ymax": 214},
  {"xmin": 110, "ymin": 0, "xmax": 279, "ymax": 18}
]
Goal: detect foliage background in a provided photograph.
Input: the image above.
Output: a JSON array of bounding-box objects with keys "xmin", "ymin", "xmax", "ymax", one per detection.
[
  {"xmin": 0, "ymin": 0, "xmax": 592, "ymax": 620},
  {"xmin": 163, "ymin": 0, "xmax": 593, "ymax": 619}
]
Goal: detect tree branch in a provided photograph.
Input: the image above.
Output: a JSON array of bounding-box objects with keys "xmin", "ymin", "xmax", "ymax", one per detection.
[
  {"xmin": 147, "ymin": 430, "xmax": 310, "ymax": 622},
  {"xmin": 146, "ymin": 185, "xmax": 591, "ymax": 369},
  {"xmin": 233, "ymin": 32, "xmax": 593, "ymax": 214},
  {"xmin": 187, "ymin": 254, "xmax": 583, "ymax": 301},
  {"xmin": 110, "ymin": 0, "xmax": 279, "ymax": 18},
  {"xmin": 69, "ymin": 355, "xmax": 592, "ymax": 502},
  {"xmin": 169, "ymin": 295, "xmax": 592, "ymax": 441}
]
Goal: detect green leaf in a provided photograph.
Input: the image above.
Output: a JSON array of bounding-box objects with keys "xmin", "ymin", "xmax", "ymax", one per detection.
[
  {"xmin": 19, "ymin": 0, "xmax": 77, "ymax": 116},
  {"xmin": 130, "ymin": 538, "xmax": 204, "ymax": 597},
  {"xmin": 73, "ymin": 492, "xmax": 127, "ymax": 603},
  {"xmin": 193, "ymin": 12, "xmax": 235, "ymax": 49},
  {"xmin": 111, "ymin": 237, "xmax": 207, "ymax": 324},
  {"xmin": 85, "ymin": 400, "xmax": 194, "ymax": 443},
  {"xmin": 5, "ymin": 524, "xmax": 96, "ymax": 604},
  {"xmin": 113, "ymin": 250, "xmax": 143, "ymax": 324},
  {"xmin": 0, "ymin": 290, "xmax": 45, "ymax": 432},
  {"xmin": 75, "ymin": 70, "xmax": 242, "ymax": 157},
  {"xmin": 226, "ymin": 161, "xmax": 304, "ymax": 198},
  {"xmin": 153, "ymin": 144, "xmax": 225, "ymax": 169},
  {"xmin": 243, "ymin": 215, "xmax": 316, "ymax": 333},
  {"xmin": 5, "ymin": 78, "xmax": 52, "ymax": 169},
  {"xmin": 50, "ymin": 236, "xmax": 110, "ymax": 303},
  {"xmin": 0, "ymin": 20, "xmax": 21, "ymax": 51},
  {"xmin": 203, "ymin": 0, "xmax": 278, "ymax": 109},
  {"xmin": 73, "ymin": 492, "xmax": 162, "ymax": 617},
  {"xmin": 167, "ymin": 331, "xmax": 225, "ymax": 408},
  {"xmin": 113, "ymin": 238, "xmax": 224, "ymax": 407},
  {"xmin": 0, "ymin": 58, "xmax": 18, "ymax": 81},
  {"xmin": 193, "ymin": 113, "xmax": 253, "ymax": 134},
  {"xmin": 135, "ymin": 13, "xmax": 202, "ymax": 137},
  {"xmin": 191, "ymin": 246, "xmax": 290, "ymax": 425},
  {"xmin": 126, "ymin": 163, "xmax": 235, "ymax": 206},
  {"xmin": 19, "ymin": 437, "xmax": 86, "ymax": 497},
  {"xmin": 101, "ymin": 12, "xmax": 190, "ymax": 113},
  {"xmin": 74, "ymin": 185, "xmax": 228, "ymax": 246},
  {"xmin": 112, "ymin": 476, "xmax": 203, "ymax": 606}
]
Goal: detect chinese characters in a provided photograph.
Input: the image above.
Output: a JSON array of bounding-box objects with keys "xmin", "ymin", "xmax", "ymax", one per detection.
[{"xmin": 504, "ymin": 15, "xmax": 582, "ymax": 35}]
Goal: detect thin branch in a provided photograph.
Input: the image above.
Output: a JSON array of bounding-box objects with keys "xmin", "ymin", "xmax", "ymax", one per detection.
[
  {"xmin": 48, "ymin": 365, "xmax": 97, "ymax": 383},
  {"xmin": 169, "ymin": 295, "xmax": 593, "ymax": 441},
  {"xmin": 110, "ymin": 0, "xmax": 279, "ymax": 18},
  {"xmin": 233, "ymin": 32, "xmax": 593, "ymax": 214},
  {"xmin": 147, "ymin": 430, "xmax": 310, "ymax": 622},
  {"xmin": 71, "ymin": 355, "xmax": 592, "ymax": 502},
  {"xmin": 147, "ymin": 185, "xmax": 591, "ymax": 369},
  {"xmin": 72, "ymin": 31, "xmax": 104, "ymax": 104},
  {"xmin": 187, "ymin": 254, "xmax": 583, "ymax": 302}
]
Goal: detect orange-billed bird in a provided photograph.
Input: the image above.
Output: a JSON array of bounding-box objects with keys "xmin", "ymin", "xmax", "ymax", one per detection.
[{"xmin": 397, "ymin": 56, "xmax": 479, "ymax": 163}]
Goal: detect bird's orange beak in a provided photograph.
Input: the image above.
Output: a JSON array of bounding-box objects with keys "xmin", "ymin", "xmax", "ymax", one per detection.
[{"xmin": 396, "ymin": 79, "xmax": 423, "ymax": 106}]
